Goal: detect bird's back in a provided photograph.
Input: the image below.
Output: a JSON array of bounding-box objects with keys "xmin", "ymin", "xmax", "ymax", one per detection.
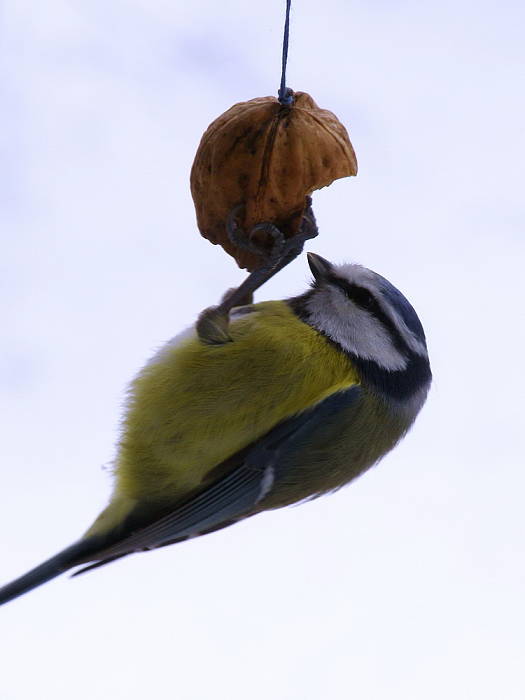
[{"xmin": 113, "ymin": 301, "xmax": 360, "ymax": 508}]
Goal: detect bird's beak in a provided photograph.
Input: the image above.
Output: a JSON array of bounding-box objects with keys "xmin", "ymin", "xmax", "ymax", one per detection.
[{"xmin": 307, "ymin": 253, "xmax": 333, "ymax": 283}]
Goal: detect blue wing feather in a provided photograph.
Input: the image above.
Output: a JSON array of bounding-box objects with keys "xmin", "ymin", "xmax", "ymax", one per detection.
[
  {"xmin": 75, "ymin": 386, "xmax": 361, "ymax": 564},
  {"xmin": 0, "ymin": 387, "xmax": 361, "ymax": 601}
]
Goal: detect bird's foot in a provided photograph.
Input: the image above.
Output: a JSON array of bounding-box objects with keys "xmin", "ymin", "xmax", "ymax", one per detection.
[
  {"xmin": 197, "ymin": 198, "xmax": 319, "ymax": 345},
  {"xmin": 227, "ymin": 196, "xmax": 318, "ymax": 271}
]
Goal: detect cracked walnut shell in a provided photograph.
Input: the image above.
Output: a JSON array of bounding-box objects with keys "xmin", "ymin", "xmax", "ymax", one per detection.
[{"xmin": 190, "ymin": 91, "xmax": 357, "ymax": 271}]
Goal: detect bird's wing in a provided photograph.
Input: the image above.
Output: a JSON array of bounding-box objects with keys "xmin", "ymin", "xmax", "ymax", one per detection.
[{"xmin": 73, "ymin": 386, "xmax": 361, "ymax": 573}]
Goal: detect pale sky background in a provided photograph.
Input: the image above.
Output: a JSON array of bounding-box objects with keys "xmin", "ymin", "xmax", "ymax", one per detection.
[{"xmin": 1, "ymin": 1, "xmax": 524, "ymax": 699}]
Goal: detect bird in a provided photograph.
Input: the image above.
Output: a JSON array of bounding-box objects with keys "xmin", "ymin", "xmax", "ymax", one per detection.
[{"xmin": 0, "ymin": 252, "xmax": 431, "ymax": 606}]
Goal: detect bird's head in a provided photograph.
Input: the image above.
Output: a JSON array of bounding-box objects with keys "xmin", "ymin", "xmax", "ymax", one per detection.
[{"xmin": 292, "ymin": 253, "xmax": 432, "ymax": 403}]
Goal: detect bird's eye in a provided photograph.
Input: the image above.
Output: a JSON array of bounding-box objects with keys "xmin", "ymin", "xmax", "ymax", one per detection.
[
  {"xmin": 333, "ymin": 279, "xmax": 378, "ymax": 311},
  {"xmin": 351, "ymin": 287, "xmax": 376, "ymax": 309}
]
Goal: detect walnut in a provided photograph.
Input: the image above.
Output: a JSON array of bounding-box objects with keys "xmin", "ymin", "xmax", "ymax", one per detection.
[{"xmin": 190, "ymin": 91, "xmax": 357, "ymax": 271}]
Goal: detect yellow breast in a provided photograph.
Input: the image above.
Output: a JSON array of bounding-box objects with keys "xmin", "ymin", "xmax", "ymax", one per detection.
[{"xmin": 114, "ymin": 300, "xmax": 359, "ymax": 504}]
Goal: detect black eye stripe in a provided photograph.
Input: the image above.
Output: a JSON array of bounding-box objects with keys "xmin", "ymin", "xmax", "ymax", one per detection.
[{"xmin": 331, "ymin": 278, "xmax": 377, "ymax": 310}]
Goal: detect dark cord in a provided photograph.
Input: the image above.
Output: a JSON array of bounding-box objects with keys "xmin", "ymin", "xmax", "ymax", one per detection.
[{"xmin": 278, "ymin": 0, "xmax": 294, "ymax": 105}]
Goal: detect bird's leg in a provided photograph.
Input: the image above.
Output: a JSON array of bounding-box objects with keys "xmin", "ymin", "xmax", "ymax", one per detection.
[
  {"xmin": 197, "ymin": 198, "xmax": 318, "ymax": 344},
  {"xmin": 221, "ymin": 196, "xmax": 318, "ymax": 309}
]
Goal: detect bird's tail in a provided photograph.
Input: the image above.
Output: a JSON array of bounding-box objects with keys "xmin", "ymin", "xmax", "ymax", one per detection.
[{"xmin": 0, "ymin": 537, "xmax": 103, "ymax": 607}]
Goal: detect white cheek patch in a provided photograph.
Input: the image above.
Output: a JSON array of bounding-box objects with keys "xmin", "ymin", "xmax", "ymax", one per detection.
[
  {"xmin": 336, "ymin": 263, "xmax": 428, "ymax": 358},
  {"xmin": 306, "ymin": 288, "xmax": 408, "ymax": 371}
]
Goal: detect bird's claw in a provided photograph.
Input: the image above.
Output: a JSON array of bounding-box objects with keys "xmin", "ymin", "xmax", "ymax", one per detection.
[
  {"xmin": 196, "ymin": 306, "xmax": 232, "ymax": 346},
  {"xmin": 226, "ymin": 196, "xmax": 318, "ymax": 271}
]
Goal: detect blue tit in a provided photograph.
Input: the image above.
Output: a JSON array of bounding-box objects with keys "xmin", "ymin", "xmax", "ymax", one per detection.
[{"xmin": 0, "ymin": 253, "xmax": 431, "ymax": 606}]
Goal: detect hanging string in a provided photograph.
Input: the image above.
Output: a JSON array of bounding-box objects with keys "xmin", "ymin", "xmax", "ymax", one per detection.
[{"xmin": 278, "ymin": 0, "xmax": 293, "ymax": 105}]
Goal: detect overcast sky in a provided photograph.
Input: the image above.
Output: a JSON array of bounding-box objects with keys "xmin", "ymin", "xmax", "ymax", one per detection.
[{"xmin": 1, "ymin": 1, "xmax": 524, "ymax": 699}]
